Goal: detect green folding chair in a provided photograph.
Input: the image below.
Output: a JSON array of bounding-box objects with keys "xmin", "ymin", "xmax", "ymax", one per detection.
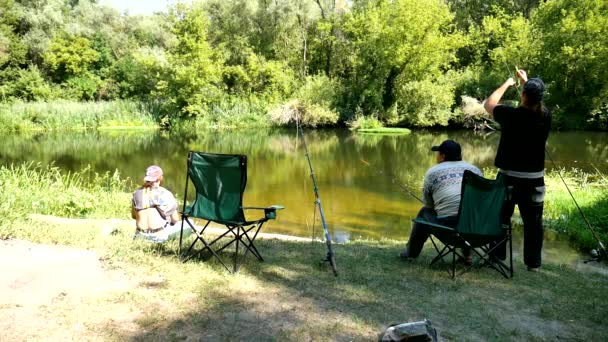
[
  {"xmin": 413, "ymin": 171, "xmax": 512, "ymax": 279},
  {"xmin": 178, "ymin": 152, "xmax": 284, "ymax": 273}
]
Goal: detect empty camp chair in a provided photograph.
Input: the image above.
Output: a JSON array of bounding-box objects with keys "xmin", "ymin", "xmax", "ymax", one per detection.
[
  {"xmin": 178, "ymin": 152, "xmax": 283, "ymax": 273},
  {"xmin": 413, "ymin": 171, "xmax": 512, "ymax": 279}
]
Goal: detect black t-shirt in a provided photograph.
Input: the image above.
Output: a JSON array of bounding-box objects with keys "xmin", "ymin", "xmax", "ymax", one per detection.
[{"xmin": 493, "ymin": 105, "xmax": 551, "ymax": 173}]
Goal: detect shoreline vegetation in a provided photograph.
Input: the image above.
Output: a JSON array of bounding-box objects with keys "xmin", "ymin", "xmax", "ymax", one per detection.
[
  {"xmin": 1, "ymin": 163, "xmax": 606, "ymax": 258},
  {"xmin": 1, "ymin": 1, "xmax": 607, "ymax": 132},
  {"xmin": 1, "ymin": 163, "xmax": 607, "ymax": 340}
]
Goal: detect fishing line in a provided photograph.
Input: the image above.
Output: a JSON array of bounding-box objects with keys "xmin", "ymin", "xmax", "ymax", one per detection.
[{"xmin": 360, "ymin": 159, "xmax": 424, "ymax": 204}]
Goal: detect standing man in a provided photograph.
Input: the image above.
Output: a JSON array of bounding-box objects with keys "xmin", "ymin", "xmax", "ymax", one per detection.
[
  {"xmin": 400, "ymin": 140, "xmax": 483, "ymax": 262},
  {"xmin": 484, "ymin": 69, "xmax": 551, "ymax": 272}
]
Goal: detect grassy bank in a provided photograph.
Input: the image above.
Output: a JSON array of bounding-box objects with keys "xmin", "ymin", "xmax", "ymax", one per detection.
[
  {"xmin": 544, "ymin": 169, "xmax": 608, "ymax": 252},
  {"xmin": 2, "ymin": 216, "xmax": 608, "ymax": 341},
  {"xmin": 0, "ymin": 100, "xmax": 159, "ymax": 131},
  {"xmin": 0, "ymin": 99, "xmax": 275, "ymax": 131},
  {"xmin": 1, "ymin": 163, "xmax": 608, "ymax": 340},
  {"xmin": 1, "ymin": 163, "xmax": 607, "ymax": 254}
]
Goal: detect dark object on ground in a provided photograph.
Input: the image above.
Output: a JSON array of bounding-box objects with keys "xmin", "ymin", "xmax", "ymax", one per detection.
[{"xmin": 379, "ymin": 319, "xmax": 438, "ymax": 342}]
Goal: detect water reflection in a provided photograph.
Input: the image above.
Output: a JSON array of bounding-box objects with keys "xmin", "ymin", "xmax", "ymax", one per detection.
[{"xmin": 2, "ymin": 129, "xmax": 608, "ymax": 265}]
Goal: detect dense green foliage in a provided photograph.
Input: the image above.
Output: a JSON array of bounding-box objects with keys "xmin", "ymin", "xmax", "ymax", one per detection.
[{"xmin": 0, "ymin": 0, "xmax": 607, "ymax": 129}]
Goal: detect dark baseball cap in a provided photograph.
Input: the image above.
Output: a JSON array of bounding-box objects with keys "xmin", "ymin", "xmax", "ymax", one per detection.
[
  {"xmin": 523, "ymin": 78, "xmax": 545, "ymax": 104},
  {"xmin": 431, "ymin": 140, "xmax": 462, "ymax": 161}
]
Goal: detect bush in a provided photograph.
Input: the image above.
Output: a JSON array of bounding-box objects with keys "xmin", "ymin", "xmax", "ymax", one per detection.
[
  {"xmin": 388, "ymin": 77, "xmax": 456, "ymax": 127},
  {"xmin": 269, "ymin": 99, "xmax": 339, "ymax": 128},
  {"xmin": 3, "ymin": 66, "xmax": 58, "ymax": 101},
  {"xmin": 347, "ymin": 115, "xmax": 383, "ymax": 130},
  {"xmin": 64, "ymin": 74, "xmax": 101, "ymax": 100},
  {"xmin": 269, "ymin": 75, "xmax": 340, "ymax": 127}
]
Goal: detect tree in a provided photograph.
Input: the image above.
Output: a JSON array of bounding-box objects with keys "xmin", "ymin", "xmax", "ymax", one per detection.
[
  {"xmin": 532, "ymin": 0, "xmax": 608, "ymax": 128},
  {"xmin": 337, "ymin": 0, "xmax": 464, "ymax": 126},
  {"xmin": 155, "ymin": 2, "xmax": 223, "ymax": 119}
]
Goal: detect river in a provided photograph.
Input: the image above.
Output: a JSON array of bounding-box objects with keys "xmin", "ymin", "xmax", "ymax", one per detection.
[{"xmin": 3, "ymin": 129, "xmax": 608, "ymax": 267}]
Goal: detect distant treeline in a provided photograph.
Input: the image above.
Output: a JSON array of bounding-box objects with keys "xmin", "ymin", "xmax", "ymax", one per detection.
[{"xmin": 0, "ymin": 0, "xmax": 606, "ymax": 129}]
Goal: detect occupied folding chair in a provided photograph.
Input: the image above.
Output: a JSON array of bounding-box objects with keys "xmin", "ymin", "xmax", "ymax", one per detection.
[
  {"xmin": 178, "ymin": 152, "xmax": 284, "ymax": 273},
  {"xmin": 413, "ymin": 171, "xmax": 512, "ymax": 279}
]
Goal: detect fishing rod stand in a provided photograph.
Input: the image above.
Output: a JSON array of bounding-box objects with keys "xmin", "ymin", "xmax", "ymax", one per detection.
[
  {"xmin": 296, "ymin": 118, "xmax": 338, "ymax": 276},
  {"xmin": 583, "ymin": 245, "xmax": 606, "ymax": 264}
]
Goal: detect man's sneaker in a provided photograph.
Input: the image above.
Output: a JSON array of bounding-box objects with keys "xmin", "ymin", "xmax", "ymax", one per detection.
[{"xmin": 527, "ymin": 266, "xmax": 540, "ymax": 272}]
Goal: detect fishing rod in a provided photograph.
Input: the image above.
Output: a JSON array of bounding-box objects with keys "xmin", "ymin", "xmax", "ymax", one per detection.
[
  {"xmin": 545, "ymin": 149, "xmax": 607, "ymax": 262},
  {"xmin": 360, "ymin": 159, "xmax": 424, "ymax": 204},
  {"xmin": 500, "ymin": 62, "xmax": 608, "ymax": 262},
  {"xmin": 296, "ymin": 117, "xmax": 338, "ymax": 276}
]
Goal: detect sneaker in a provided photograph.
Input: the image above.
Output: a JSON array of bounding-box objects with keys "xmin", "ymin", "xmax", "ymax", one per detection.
[{"xmin": 527, "ymin": 266, "xmax": 540, "ymax": 272}]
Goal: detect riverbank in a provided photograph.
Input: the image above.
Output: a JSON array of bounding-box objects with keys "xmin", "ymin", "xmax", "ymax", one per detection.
[
  {"xmin": 0, "ymin": 100, "xmax": 159, "ymax": 131},
  {"xmin": 2, "ymin": 162, "xmax": 606, "ymax": 254},
  {"xmin": 1, "ymin": 163, "xmax": 607, "ymax": 340},
  {"xmin": 0, "ymin": 100, "xmax": 276, "ymax": 131},
  {"xmin": 1, "ymin": 222, "xmax": 607, "ymax": 340}
]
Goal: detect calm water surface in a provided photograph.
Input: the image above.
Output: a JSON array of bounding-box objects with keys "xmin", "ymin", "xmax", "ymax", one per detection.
[{"xmin": 3, "ymin": 129, "xmax": 608, "ymax": 267}]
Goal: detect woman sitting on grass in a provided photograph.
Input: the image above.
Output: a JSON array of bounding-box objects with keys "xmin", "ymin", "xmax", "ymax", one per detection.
[{"xmin": 131, "ymin": 165, "xmax": 180, "ymax": 237}]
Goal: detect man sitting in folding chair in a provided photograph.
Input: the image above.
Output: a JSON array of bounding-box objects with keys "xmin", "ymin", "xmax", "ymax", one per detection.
[
  {"xmin": 179, "ymin": 152, "xmax": 283, "ymax": 273},
  {"xmin": 400, "ymin": 140, "xmax": 482, "ymax": 264}
]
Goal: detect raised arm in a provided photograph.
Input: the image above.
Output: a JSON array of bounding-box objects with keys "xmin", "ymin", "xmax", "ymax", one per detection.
[{"xmin": 484, "ymin": 78, "xmax": 516, "ymax": 117}]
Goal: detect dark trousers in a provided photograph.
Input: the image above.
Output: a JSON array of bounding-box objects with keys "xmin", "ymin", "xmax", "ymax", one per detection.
[
  {"xmin": 405, "ymin": 207, "xmax": 460, "ymax": 258},
  {"xmin": 493, "ymin": 174, "xmax": 545, "ymax": 268}
]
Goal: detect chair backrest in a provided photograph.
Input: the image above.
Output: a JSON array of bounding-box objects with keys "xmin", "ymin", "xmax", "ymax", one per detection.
[
  {"xmin": 185, "ymin": 152, "xmax": 247, "ymax": 223},
  {"xmin": 455, "ymin": 170, "xmax": 506, "ymax": 242}
]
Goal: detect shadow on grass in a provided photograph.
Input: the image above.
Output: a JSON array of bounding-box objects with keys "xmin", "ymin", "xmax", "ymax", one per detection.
[{"xmin": 122, "ymin": 236, "xmax": 608, "ymax": 341}]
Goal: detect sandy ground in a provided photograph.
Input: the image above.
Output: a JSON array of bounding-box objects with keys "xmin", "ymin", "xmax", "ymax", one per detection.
[
  {"xmin": 0, "ymin": 239, "xmax": 139, "ymax": 341},
  {"xmin": 0, "ymin": 217, "xmax": 315, "ymax": 341}
]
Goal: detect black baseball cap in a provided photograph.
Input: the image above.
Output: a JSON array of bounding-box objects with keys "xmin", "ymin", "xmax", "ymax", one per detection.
[
  {"xmin": 431, "ymin": 140, "xmax": 462, "ymax": 161},
  {"xmin": 523, "ymin": 78, "xmax": 545, "ymax": 104}
]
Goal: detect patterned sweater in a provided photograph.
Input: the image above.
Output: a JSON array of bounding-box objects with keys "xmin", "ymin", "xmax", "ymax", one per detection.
[{"xmin": 422, "ymin": 161, "xmax": 482, "ymax": 217}]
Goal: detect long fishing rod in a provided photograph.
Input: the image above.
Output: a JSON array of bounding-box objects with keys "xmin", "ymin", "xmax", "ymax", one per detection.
[
  {"xmin": 296, "ymin": 118, "xmax": 338, "ymax": 276},
  {"xmin": 545, "ymin": 149, "xmax": 608, "ymax": 262},
  {"xmin": 500, "ymin": 62, "xmax": 607, "ymax": 261},
  {"xmin": 360, "ymin": 159, "xmax": 424, "ymax": 204}
]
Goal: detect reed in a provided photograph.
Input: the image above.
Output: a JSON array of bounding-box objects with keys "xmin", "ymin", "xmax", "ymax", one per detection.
[
  {"xmin": 0, "ymin": 163, "xmax": 132, "ymax": 234},
  {"xmin": 0, "ymin": 100, "xmax": 158, "ymax": 131}
]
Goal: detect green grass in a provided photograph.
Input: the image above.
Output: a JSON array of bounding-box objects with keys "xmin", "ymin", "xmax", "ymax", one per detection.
[
  {"xmin": 3, "ymin": 217, "xmax": 608, "ymax": 341},
  {"xmin": 0, "ymin": 100, "xmax": 159, "ymax": 131},
  {"xmin": 543, "ymin": 168, "xmax": 608, "ymax": 253},
  {"xmin": 0, "ymin": 163, "xmax": 132, "ymax": 227},
  {"xmin": 1, "ymin": 163, "xmax": 607, "ymax": 255},
  {"xmin": 1, "ymin": 163, "xmax": 608, "ymax": 340},
  {"xmin": 357, "ymin": 127, "xmax": 412, "ymax": 135}
]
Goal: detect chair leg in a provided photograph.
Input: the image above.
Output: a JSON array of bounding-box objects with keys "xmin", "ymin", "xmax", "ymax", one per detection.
[
  {"xmin": 509, "ymin": 230, "xmax": 514, "ymax": 278},
  {"xmin": 240, "ymin": 222, "xmax": 265, "ymax": 261},
  {"xmin": 451, "ymin": 248, "xmax": 456, "ymax": 279},
  {"xmin": 234, "ymin": 226, "xmax": 240, "ymax": 273},
  {"xmin": 182, "ymin": 220, "xmax": 210, "ymax": 260},
  {"xmin": 179, "ymin": 217, "xmax": 185, "ymax": 255}
]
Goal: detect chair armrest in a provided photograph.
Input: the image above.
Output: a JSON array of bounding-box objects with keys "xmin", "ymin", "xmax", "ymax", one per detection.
[
  {"xmin": 412, "ymin": 218, "xmax": 456, "ymax": 233},
  {"xmin": 241, "ymin": 205, "xmax": 285, "ymax": 220}
]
